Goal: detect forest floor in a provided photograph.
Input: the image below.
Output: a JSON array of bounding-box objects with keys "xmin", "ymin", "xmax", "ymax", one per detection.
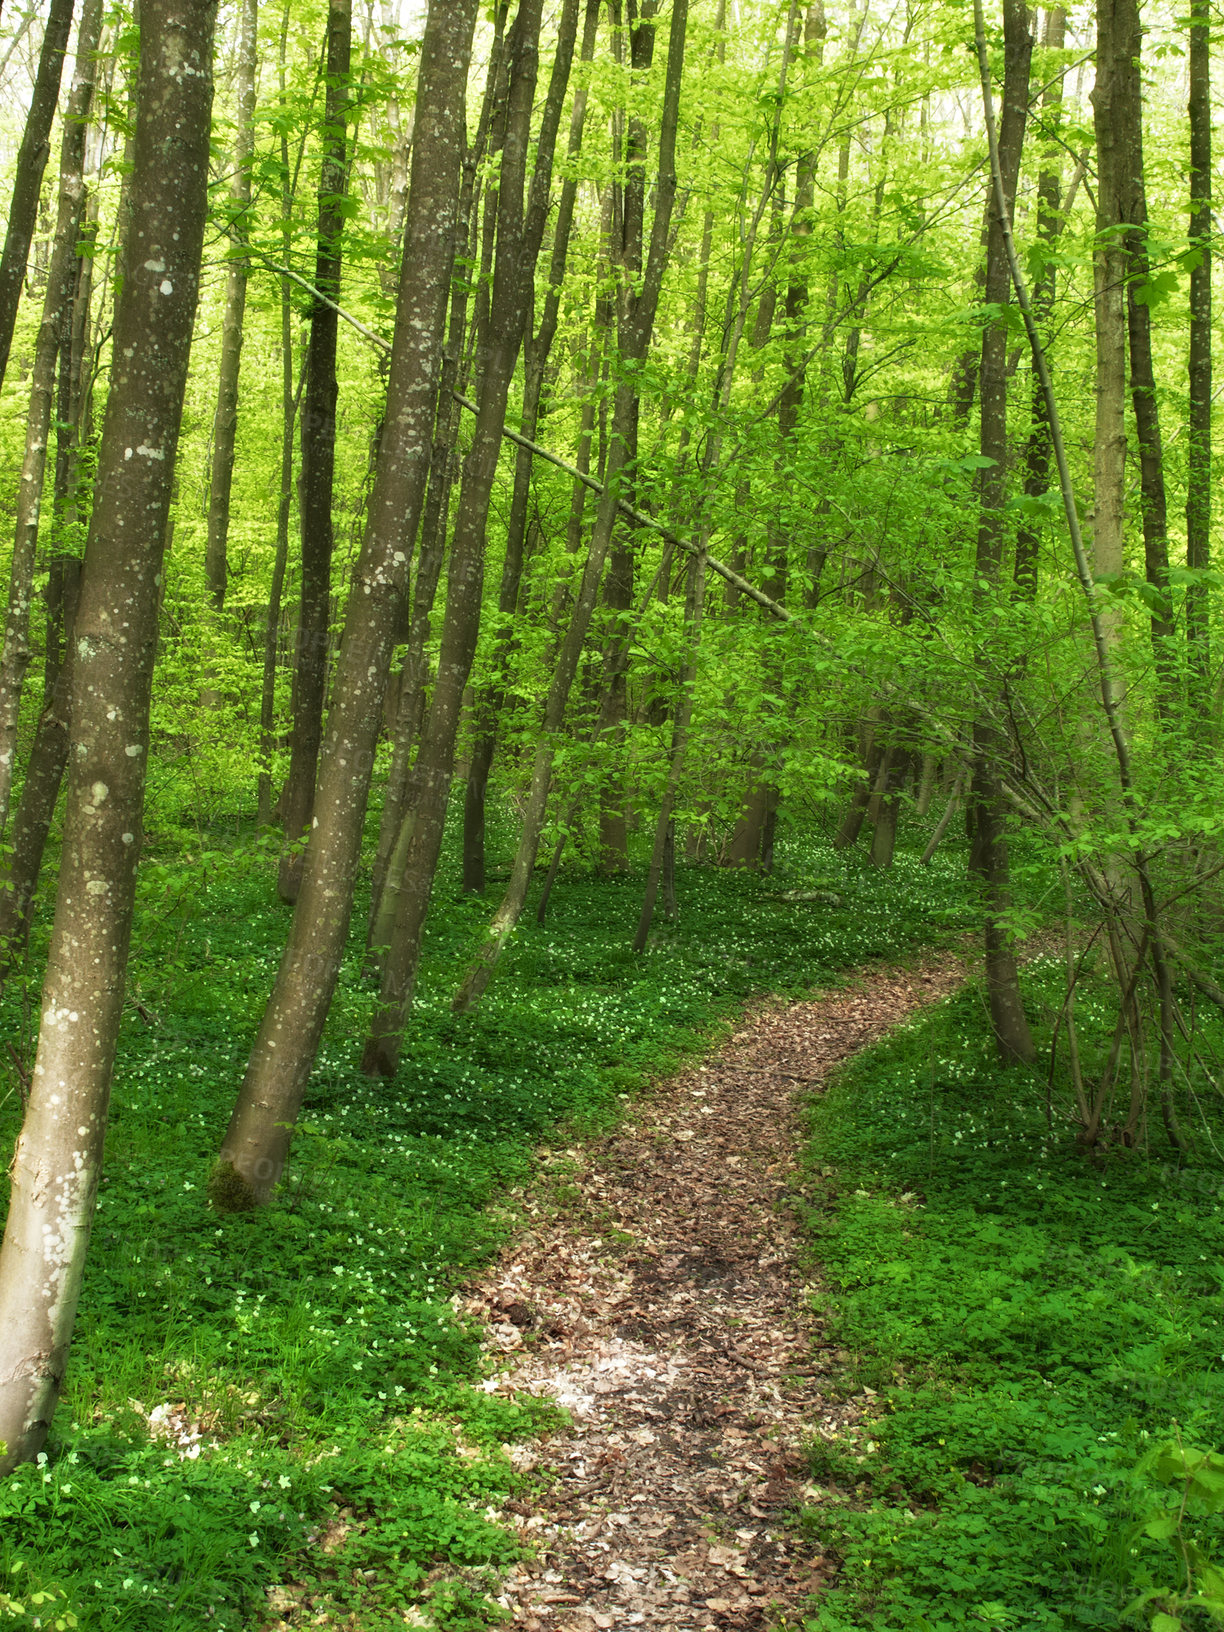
[{"xmin": 459, "ymin": 950, "xmax": 970, "ymax": 1631}]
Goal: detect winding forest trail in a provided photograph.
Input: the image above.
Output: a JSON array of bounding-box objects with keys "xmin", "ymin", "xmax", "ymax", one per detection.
[{"xmin": 465, "ymin": 950, "xmax": 972, "ymax": 1631}]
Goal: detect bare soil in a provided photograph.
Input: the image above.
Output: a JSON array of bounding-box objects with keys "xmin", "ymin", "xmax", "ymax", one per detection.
[{"xmin": 464, "ymin": 949, "xmax": 971, "ymax": 1631}]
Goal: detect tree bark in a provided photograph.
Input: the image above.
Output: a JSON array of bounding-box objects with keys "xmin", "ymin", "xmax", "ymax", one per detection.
[
  {"xmin": 209, "ymin": 0, "xmax": 479, "ymax": 1211},
  {"xmin": 634, "ymin": 545, "xmax": 707, "ymax": 950},
  {"xmin": 0, "ymin": 0, "xmax": 76, "ymax": 398},
  {"xmin": 1089, "ymin": 0, "xmax": 1127, "ymax": 597},
  {"xmin": 1104, "ymin": 0, "xmax": 1174, "ymax": 698},
  {"xmin": 461, "ymin": 0, "xmax": 595, "ymax": 897},
  {"xmin": 365, "ymin": 10, "xmax": 510, "ymax": 943},
  {"xmin": 1185, "ymin": 0, "xmax": 1211, "ymax": 722},
  {"xmin": 0, "ymin": 0, "xmax": 216, "ymax": 1472},
  {"xmin": 204, "ymin": 0, "xmax": 258, "ymax": 612},
  {"xmin": 970, "ymin": 0, "xmax": 1035, "ymax": 1066},
  {"xmin": 361, "ymin": 0, "xmax": 550, "ymax": 1072},
  {"xmin": 0, "ymin": 0, "xmax": 102, "ymax": 849},
  {"xmin": 445, "ymin": 0, "xmax": 689, "ymax": 1019},
  {"xmin": 278, "ymin": 0, "xmax": 352, "ymax": 903},
  {"xmin": 1013, "ymin": 4, "xmax": 1065, "ymax": 598},
  {"xmin": 0, "ymin": 0, "xmax": 103, "ymax": 961},
  {"xmin": 258, "ymin": 8, "xmax": 306, "ymax": 829}
]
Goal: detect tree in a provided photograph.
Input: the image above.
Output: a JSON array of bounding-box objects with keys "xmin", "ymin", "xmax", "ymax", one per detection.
[
  {"xmin": 0, "ymin": 0, "xmax": 218, "ymax": 1472},
  {"xmin": 209, "ymin": 0, "xmax": 480, "ymax": 1210},
  {"xmin": 203, "ymin": 0, "xmax": 259, "ymax": 613},
  {"xmin": 278, "ymin": 0, "xmax": 352, "ymax": 905},
  {"xmin": 0, "ymin": 0, "xmax": 76, "ymax": 396}
]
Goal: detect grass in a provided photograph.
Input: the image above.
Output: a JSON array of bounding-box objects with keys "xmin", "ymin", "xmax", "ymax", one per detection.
[
  {"xmin": 0, "ymin": 803, "xmax": 973, "ymax": 1631},
  {"xmin": 799, "ymin": 953, "xmax": 1224, "ymax": 1632}
]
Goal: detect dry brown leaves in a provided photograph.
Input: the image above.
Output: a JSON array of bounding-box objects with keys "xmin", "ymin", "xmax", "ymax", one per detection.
[{"xmin": 463, "ymin": 950, "xmax": 970, "ymax": 1632}]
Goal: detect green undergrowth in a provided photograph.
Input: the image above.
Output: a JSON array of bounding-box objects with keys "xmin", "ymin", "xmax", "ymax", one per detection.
[
  {"xmin": 800, "ymin": 957, "xmax": 1224, "ymax": 1632},
  {"xmin": 0, "ymin": 807, "xmax": 973, "ymax": 1631}
]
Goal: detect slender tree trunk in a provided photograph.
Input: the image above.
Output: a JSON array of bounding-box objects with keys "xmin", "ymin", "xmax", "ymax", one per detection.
[
  {"xmin": 0, "ymin": 0, "xmax": 216, "ymax": 1472},
  {"xmin": 444, "ymin": 0, "xmax": 689, "ymax": 1020},
  {"xmin": 361, "ymin": 0, "xmax": 551, "ymax": 1072},
  {"xmin": 0, "ymin": 0, "xmax": 76, "ymax": 397},
  {"xmin": 461, "ymin": 0, "xmax": 596, "ymax": 895},
  {"xmin": 365, "ymin": 13, "xmax": 510, "ymax": 942},
  {"xmin": 0, "ymin": 0, "xmax": 103, "ymax": 961},
  {"xmin": 0, "ymin": 0, "xmax": 102, "ymax": 847},
  {"xmin": 970, "ymin": 0, "xmax": 1034, "ymax": 1066},
  {"xmin": 1013, "ymin": 4, "xmax": 1065, "ymax": 597},
  {"xmin": 209, "ymin": 0, "xmax": 479, "ymax": 1211},
  {"xmin": 1185, "ymin": 0, "xmax": 1211, "ymax": 723},
  {"xmin": 634, "ymin": 545, "xmax": 706, "ymax": 950},
  {"xmin": 1106, "ymin": 0, "xmax": 1174, "ymax": 698},
  {"xmin": 204, "ymin": 0, "xmax": 258, "ymax": 612},
  {"xmin": 278, "ymin": 0, "xmax": 352, "ymax": 903},
  {"xmin": 1090, "ymin": 0, "xmax": 1127, "ymax": 599},
  {"xmin": 597, "ymin": 0, "xmax": 668, "ymax": 875},
  {"xmin": 258, "ymin": 9, "xmax": 304, "ymax": 829}
]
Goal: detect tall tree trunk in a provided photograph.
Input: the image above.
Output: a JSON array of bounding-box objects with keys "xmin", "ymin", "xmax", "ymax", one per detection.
[
  {"xmin": 0, "ymin": 0, "xmax": 216, "ymax": 1472},
  {"xmin": 1185, "ymin": 0, "xmax": 1211, "ymax": 723},
  {"xmin": 597, "ymin": 0, "xmax": 667, "ymax": 874},
  {"xmin": 209, "ymin": 0, "xmax": 479, "ymax": 1211},
  {"xmin": 445, "ymin": 0, "xmax": 688, "ymax": 1019},
  {"xmin": 1107, "ymin": 0, "xmax": 1174, "ymax": 701},
  {"xmin": 462, "ymin": 0, "xmax": 595, "ymax": 895},
  {"xmin": 634, "ymin": 544, "xmax": 706, "ymax": 950},
  {"xmin": 0, "ymin": 0, "xmax": 103, "ymax": 847},
  {"xmin": 727, "ymin": 2, "xmax": 820, "ymax": 865},
  {"xmin": 0, "ymin": 0, "xmax": 76, "ymax": 397},
  {"xmin": 204, "ymin": 0, "xmax": 258, "ymax": 612},
  {"xmin": 278, "ymin": 0, "xmax": 352, "ymax": 903},
  {"xmin": 365, "ymin": 9, "xmax": 510, "ymax": 943},
  {"xmin": 1089, "ymin": 0, "xmax": 1128, "ymax": 602},
  {"xmin": 1013, "ymin": 4, "xmax": 1065, "ymax": 598},
  {"xmin": 0, "ymin": 0, "xmax": 104, "ymax": 962},
  {"xmin": 970, "ymin": 0, "xmax": 1035, "ymax": 1066},
  {"xmin": 362, "ymin": 0, "xmax": 552, "ymax": 1073},
  {"xmin": 258, "ymin": 5, "xmax": 305, "ymax": 829}
]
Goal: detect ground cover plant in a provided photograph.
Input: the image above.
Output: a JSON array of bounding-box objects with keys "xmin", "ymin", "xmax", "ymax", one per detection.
[
  {"xmin": 800, "ymin": 956, "xmax": 1224, "ymax": 1632},
  {"xmin": 0, "ymin": 818, "xmax": 972, "ymax": 1630}
]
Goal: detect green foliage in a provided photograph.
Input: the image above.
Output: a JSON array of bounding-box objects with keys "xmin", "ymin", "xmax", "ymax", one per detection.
[{"xmin": 799, "ymin": 962, "xmax": 1224, "ymax": 1631}]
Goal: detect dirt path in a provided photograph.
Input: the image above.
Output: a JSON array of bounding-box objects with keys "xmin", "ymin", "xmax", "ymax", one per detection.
[{"xmin": 465, "ymin": 951, "xmax": 970, "ymax": 1631}]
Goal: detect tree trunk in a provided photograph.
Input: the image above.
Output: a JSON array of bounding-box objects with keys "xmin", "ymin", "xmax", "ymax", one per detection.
[
  {"xmin": 258, "ymin": 18, "xmax": 305, "ymax": 829},
  {"xmin": 278, "ymin": 0, "xmax": 352, "ymax": 904},
  {"xmin": 597, "ymin": 0, "xmax": 668, "ymax": 875},
  {"xmin": 208, "ymin": 0, "xmax": 478, "ymax": 1212},
  {"xmin": 970, "ymin": 0, "xmax": 1034, "ymax": 1066},
  {"xmin": 444, "ymin": 0, "xmax": 689, "ymax": 1019},
  {"xmin": 1013, "ymin": 4, "xmax": 1065, "ymax": 598},
  {"xmin": 0, "ymin": 0, "xmax": 102, "ymax": 847},
  {"xmin": 204, "ymin": 0, "xmax": 258, "ymax": 612},
  {"xmin": 461, "ymin": 0, "xmax": 596, "ymax": 894},
  {"xmin": 362, "ymin": 0, "xmax": 552, "ymax": 1072},
  {"xmin": 1089, "ymin": 0, "xmax": 1128, "ymax": 599},
  {"xmin": 0, "ymin": 0, "xmax": 103, "ymax": 962},
  {"xmin": 0, "ymin": 0, "xmax": 76, "ymax": 397},
  {"xmin": 0, "ymin": 0, "xmax": 216, "ymax": 1473},
  {"xmin": 634, "ymin": 545, "xmax": 706, "ymax": 951},
  {"xmin": 1106, "ymin": 0, "xmax": 1174, "ymax": 700},
  {"xmin": 366, "ymin": 12, "xmax": 511, "ymax": 943},
  {"xmin": 1185, "ymin": 0, "xmax": 1211, "ymax": 722}
]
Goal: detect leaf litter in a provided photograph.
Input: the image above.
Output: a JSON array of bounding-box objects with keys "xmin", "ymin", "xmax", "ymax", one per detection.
[{"xmin": 463, "ymin": 951, "xmax": 971, "ymax": 1631}]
